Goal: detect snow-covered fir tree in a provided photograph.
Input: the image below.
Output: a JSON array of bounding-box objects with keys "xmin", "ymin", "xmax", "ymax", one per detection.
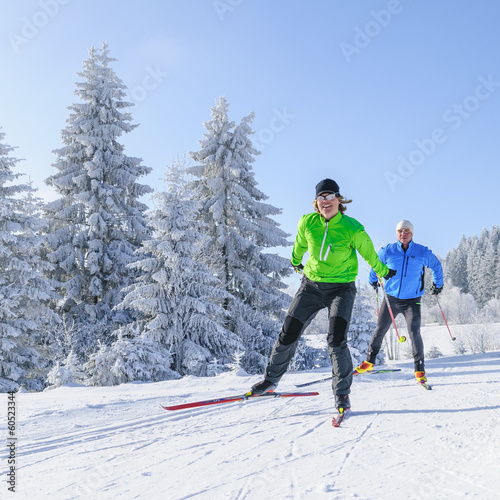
[
  {"xmin": 446, "ymin": 225, "xmax": 500, "ymax": 306},
  {"xmin": 46, "ymin": 350, "xmax": 85, "ymax": 389},
  {"xmin": 479, "ymin": 226, "xmax": 499, "ymax": 303},
  {"xmin": 446, "ymin": 236, "xmax": 470, "ymax": 294},
  {"xmin": 85, "ymin": 333, "xmax": 179, "ymax": 386},
  {"xmin": 0, "ymin": 131, "xmax": 59, "ymax": 391},
  {"xmin": 44, "ymin": 43, "xmax": 152, "ymax": 353},
  {"xmin": 189, "ymin": 97, "xmax": 292, "ymax": 373},
  {"xmin": 102, "ymin": 155, "xmax": 242, "ymax": 382},
  {"xmin": 348, "ymin": 284, "xmax": 385, "ymax": 365}
]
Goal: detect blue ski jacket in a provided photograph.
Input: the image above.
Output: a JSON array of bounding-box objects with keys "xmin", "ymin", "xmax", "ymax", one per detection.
[{"xmin": 368, "ymin": 240, "xmax": 443, "ymax": 299}]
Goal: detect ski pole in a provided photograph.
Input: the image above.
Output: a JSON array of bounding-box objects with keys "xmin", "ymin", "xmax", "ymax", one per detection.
[
  {"xmin": 435, "ymin": 295, "xmax": 456, "ymax": 341},
  {"xmin": 376, "ymin": 286, "xmax": 392, "ymax": 356},
  {"xmin": 376, "ymin": 286, "xmax": 394, "ymax": 357},
  {"xmin": 378, "ymin": 277, "xmax": 406, "ymax": 343}
]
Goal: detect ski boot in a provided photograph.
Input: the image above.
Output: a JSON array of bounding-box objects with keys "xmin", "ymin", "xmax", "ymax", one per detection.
[
  {"xmin": 415, "ymin": 371, "xmax": 427, "ymax": 384},
  {"xmin": 415, "ymin": 371, "xmax": 432, "ymax": 390},
  {"xmin": 355, "ymin": 360, "xmax": 374, "ymax": 373},
  {"xmin": 250, "ymin": 379, "xmax": 277, "ymax": 395},
  {"xmin": 335, "ymin": 394, "xmax": 351, "ymax": 411}
]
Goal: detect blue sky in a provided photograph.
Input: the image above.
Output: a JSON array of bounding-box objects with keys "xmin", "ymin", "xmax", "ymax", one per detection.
[{"xmin": 1, "ymin": 0, "xmax": 499, "ymax": 283}]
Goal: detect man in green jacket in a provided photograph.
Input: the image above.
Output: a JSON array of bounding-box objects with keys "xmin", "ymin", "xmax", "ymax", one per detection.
[{"xmin": 250, "ymin": 179, "xmax": 396, "ymax": 412}]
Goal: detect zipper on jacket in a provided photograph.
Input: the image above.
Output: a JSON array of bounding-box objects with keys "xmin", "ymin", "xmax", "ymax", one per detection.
[
  {"xmin": 397, "ymin": 259, "xmax": 404, "ymax": 298},
  {"xmin": 397, "ymin": 252, "xmax": 407, "ymax": 298},
  {"xmin": 397, "ymin": 252, "xmax": 410, "ymax": 298},
  {"xmin": 404, "ymin": 256, "xmax": 409, "ymax": 277},
  {"xmin": 319, "ymin": 220, "xmax": 331, "ymax": 261}
]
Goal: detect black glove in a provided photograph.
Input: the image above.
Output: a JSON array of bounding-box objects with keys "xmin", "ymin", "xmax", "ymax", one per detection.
[
  {"xmin": 292, "ymin": 263, "xmax": 304, "ymax": 274},
  {"xmin": 384, "ymin": 269, "xmax": 397, "ymax": 280},
  {"xmin": 370, "ymin": 281, "xmax": 380, "ymax": 291},
  {"xmin": 430, "ymin": 283, "xmax": 443, "ymax": 295}
]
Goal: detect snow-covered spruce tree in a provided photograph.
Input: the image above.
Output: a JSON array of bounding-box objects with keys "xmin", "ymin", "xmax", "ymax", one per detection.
[
  {"xmin": 44, "ymin": 43, "xmax": 152, "ymax": 355},
  {"xmin": 446, "ymin": 226, "xmax": 500, "ymax": 306},
  {"xmin": 446, "ymin": 236, "xmax": 470, "ymax": 294},
  {"xmin": 479, "ymin": 225, "xmax": 500, "ymax": 305},
  {"xmin": 85, "ymin": 332, "xmax": 179, "ymax": 386},
  {"xmin": 189, "ymin": 97, "xmax": 292, "ymax": 374},
  {"xmin": 91, "ymin": 155, "xmax": 241, "ymax": 383},
  {"xmin": 46, "ymin": 350, "xmax": 85, "ymax": 389},
  {"xmin": 348, "ymin": 284, "xmax": 385, "ymax": 365},
  {"xmin": 0, "ymin": 131, "xmax": 59, "ymax": 391}
]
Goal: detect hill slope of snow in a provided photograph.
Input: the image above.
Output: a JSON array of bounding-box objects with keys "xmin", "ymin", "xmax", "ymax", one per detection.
[{"xmin": 10, "ymin": 344, "xmax": 500, "ymax": 499}]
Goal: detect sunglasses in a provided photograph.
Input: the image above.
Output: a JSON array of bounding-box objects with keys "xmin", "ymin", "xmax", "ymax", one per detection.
[
  {"xmin": 316, "ymin": 193, "xmax": 338, "ymax": 201},
  {"xmin": 397, "ymin": 228, "xmax": 412, "ymax": 234}
]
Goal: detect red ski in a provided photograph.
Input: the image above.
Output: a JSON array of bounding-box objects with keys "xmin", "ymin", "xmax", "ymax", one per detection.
[{"xmin": 162, "ymin": 391, "xmax": 319, "ymax": 411}]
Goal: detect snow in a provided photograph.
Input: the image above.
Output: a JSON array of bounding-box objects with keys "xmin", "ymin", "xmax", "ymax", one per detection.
[{"xmin": 10, "ymin": 327, "xmax": 500, "ymax": 499}]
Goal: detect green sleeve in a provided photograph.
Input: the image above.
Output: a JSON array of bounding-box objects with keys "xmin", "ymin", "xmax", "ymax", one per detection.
[
  {"xmin": 291, "ymin": 216, "xmax": 308, "ymax": 266},
  {"xmin": 352, "ymin": 228, "xmax": 389, "ymax": 277}
]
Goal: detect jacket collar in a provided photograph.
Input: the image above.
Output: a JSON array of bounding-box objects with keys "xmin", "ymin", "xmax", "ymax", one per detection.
[
  {"xmin": 318, "ymin": 211, "xmax": 342, "ymax": 225},
  {"xmin": 397, "ymin": 239, "xmax": 415, "ymax": 251}
]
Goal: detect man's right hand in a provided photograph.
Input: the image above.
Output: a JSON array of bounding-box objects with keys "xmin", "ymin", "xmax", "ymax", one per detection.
[
  {"xmin": 384, "ymin": 269, "xmax": 397, "ymax": 279},
  {"xmin": 370, "ymin": 281, "xmax": 380, "ymax": 291}
]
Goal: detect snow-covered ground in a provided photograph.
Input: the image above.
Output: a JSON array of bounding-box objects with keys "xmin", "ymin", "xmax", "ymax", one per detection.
[{"xmin": 6, "ymin": 326, "xmax": 500, "ymax": 499}]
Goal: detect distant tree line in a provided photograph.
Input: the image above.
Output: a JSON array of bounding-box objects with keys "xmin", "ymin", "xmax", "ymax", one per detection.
[{"xmin": 446, "ymin": 225, "xmax": 500, "ymax": 306}]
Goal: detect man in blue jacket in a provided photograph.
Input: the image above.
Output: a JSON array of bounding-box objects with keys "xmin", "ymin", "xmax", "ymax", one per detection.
[{"xmin": 355, "ymin": 220, "xmax": 444, "ymax": 385}]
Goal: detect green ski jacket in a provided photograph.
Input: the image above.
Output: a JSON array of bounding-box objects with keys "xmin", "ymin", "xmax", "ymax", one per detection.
[{"xmin": 291, "ymin": 211, "xmax": 388, "ymax": 283}]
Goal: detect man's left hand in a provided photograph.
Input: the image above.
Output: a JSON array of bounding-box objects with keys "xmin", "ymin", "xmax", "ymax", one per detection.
[{"xmin": 430, "ymin": 283, "xmax": 443, "ymax": 295}]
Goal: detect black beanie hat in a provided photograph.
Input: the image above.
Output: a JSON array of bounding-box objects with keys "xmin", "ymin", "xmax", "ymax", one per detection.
[{"xmin": 315, "ymin": 179, "xmax": 340, "ymax": 196}]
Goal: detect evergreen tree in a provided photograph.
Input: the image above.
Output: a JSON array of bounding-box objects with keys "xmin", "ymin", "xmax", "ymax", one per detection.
[
  {"xmin": 85, "ymin": 334, "xmax": 179, "ymax": 386},
  {"xmin": 447, "ymin": 226, "xmax": 500, "ymax": 306},
  {"xmin": 189, "ymin": 97, "xmax": 292, "ymax": 373},
  {"xmin": 479, "ymin": 225, "xmax": 499, "ymax": 304},
  {"xmin": 113, "ymin": 156, "xmax": 242, "ymax": 379},
  {"xmin": 446, "ymin": 237, "xmax": 469, "ymax": 293},
  {"xmin": 465, "ymin": 235, "xmax": 481, "ymax": 302},
  {"xmin": 426, "ymin": 345, "xmax": 443, "ymax": 359},
  {"xmin": 46, "ymin": 350, "xmax": 85, "ymax": 388},
  {"xmin": 44, "ymin": 43, "xmax": 152, "ymax": 350},
  {"xmin": 0, "ymin": 131, "xmax": 59, "ymax": 391},
  {"xmin": 495, "ymin": 260, "xmax": 500, "ymax": 301}
]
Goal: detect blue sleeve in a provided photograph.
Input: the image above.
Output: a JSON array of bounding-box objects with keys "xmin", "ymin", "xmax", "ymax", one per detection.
[
  {"xmin": 425, "ymin": 249, "xmax": 444, "ymax": 287},
  {"xmin": 368, "ymin": 247, "xmax": 385, "ymax": 283}
]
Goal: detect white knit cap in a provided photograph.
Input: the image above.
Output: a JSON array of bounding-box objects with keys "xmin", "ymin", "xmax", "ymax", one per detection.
[{"xmin": 396, "ymin": 219, "xmax": 414, "ymax": 234}]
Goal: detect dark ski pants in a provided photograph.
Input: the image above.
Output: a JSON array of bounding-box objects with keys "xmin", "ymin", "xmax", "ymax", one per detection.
[
  {"xmin": 264, "ymin": 277, "xmax": 357, "ymax": 395},
  {"xmin": 367, "ymin": 295, "xmax": 424, "ymax": 372}
]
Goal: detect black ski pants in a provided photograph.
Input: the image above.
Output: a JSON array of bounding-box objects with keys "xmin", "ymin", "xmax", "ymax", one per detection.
[
  {"xmin": 264, "ymin": 276, "xmax": 357, "ymax": 395},
  {"xmin": 367, "ymin": 295, "xmax": 424, "ymax": 372}
]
